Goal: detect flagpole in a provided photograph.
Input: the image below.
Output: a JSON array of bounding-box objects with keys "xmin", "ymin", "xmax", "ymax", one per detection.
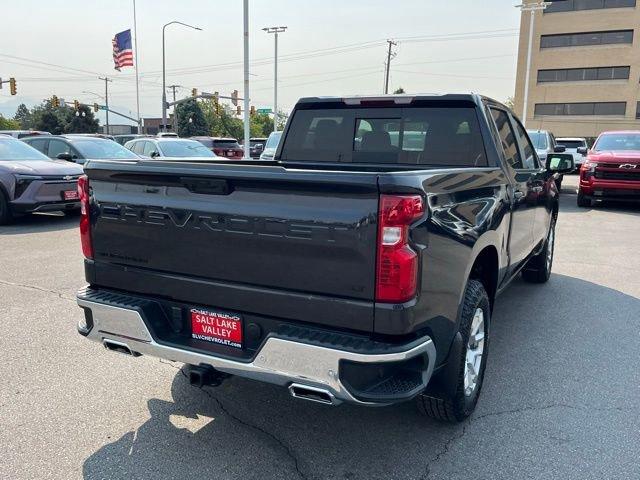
[{"xmin": 133, "ymin": 0, "xmax": 141, "ymax": 131}]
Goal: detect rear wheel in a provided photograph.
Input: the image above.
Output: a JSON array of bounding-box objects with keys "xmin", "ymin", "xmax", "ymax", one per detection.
[
  {"xmin": 577, "ymin": 191, "xmax": 591, "ymax": 208},
  {"xmin": 522, "ymin": 219, "xmax": 555, "ymax": 283},
  {"xmin": 0, "ymin": 191, "xmax": 13, "ymax": 225},
  {"xmin": 416, "ymin": 280, "xmax": 490, "ymax": 422}
]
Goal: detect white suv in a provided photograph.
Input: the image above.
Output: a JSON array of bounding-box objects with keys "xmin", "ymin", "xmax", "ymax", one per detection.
[{"xmin": 556, "ymin": 137, "xmax": 588, "ymax": 172}]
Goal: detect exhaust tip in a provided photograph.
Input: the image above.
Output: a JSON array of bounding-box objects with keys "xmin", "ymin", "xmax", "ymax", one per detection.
[
  {"xmin": 187, "ymin": 365, "xmax": 227, "ymax": 387},
  {"xmin": 288, "ymin": 384, "xmax": 336, "ymax": 405},
  {"xmin": 103, "ymin": 340, "xmax": 139, "ymax": 357}
]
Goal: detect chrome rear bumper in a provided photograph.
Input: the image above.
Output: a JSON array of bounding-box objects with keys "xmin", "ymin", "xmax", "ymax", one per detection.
[{"xmin": 77, "ymin": 288, "xmax": 436, "ymax": 405}]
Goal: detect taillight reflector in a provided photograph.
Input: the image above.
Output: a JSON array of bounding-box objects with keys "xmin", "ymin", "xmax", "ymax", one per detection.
[
  {"xmin": 78, "ymin": 175, "xmax": 93, "ymax": 259},
  {"xmin": 376, "ymin": 194, "xmax": 424, "ymax": 303}
]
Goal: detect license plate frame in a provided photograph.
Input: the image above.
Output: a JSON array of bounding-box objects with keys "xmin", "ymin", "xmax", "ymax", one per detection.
[{"xmin": 190, "ymin": 307, "xmax": 243, "ymax": 349}]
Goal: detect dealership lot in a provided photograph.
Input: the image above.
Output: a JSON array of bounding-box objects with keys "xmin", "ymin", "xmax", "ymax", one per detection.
[{"xmin": 0, "ymin": 176, "xmax": 638, "ymax": 480}]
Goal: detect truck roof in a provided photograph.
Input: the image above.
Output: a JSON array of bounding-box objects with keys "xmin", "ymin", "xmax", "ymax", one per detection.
[{"xmin": 296, "ymin": 93, "xmax": 505, "ymax": 108}]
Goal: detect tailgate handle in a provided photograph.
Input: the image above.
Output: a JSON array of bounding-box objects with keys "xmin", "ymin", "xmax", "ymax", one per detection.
[{"xmin": 180, "ymin": 177, "xmax": 231, "ymax": 195}]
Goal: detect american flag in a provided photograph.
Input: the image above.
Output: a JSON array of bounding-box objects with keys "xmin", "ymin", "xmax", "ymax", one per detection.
[{"xmin": 112, "ymin": 29, "xmax": 134, "ymax": 71}]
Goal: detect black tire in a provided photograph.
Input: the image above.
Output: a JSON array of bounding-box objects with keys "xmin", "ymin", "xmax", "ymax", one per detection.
[
  {"xmin": 577, "ymin": 191, "xmax": 591, "ymax": 208},
  {"xmin": 522, "ymin": 218, "xmax": 555, "ymax": 283},
  {"xmin": 416, "ymin": 280, "xmax": 490, "ymax": 422},
  {"xmin": 0, "ymin": 190, "xmax": 13, "ymax": 226}
]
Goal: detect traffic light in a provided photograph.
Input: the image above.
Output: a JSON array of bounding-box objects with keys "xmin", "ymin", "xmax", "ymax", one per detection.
[
  {"xmin": 231, "ymin": 89, "xmax": 239, "ymax": 106},
  {"xmin": 250, "ymin": 105, "xmax": 256, "ymax": 116},
  {"xmin": 192, "ymin": 88, "xmax": 198, "ymax": 97},
  {"xmin": 9, "ymin": 77, "xmax": 16, "ymax": 95},
  {"xmin": 236, "ymin": 106, "xmax": 242, "ymax": 116},
  {"xmin": 73, "ymin": 99, "xmax": 80, "ymax": 110},
  {"xmin": 93, "ymin": 103, "xmax": 99, "ymax": 113},
  {"xmin": 51, "ymin": 95, "xmax": 60, "ymax": 108}
]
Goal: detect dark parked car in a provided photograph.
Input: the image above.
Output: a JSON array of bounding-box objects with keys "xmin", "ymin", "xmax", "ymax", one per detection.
[
  {"xmin": 113, "ymin": 134, "xmax": 151, "ymax": 146},
  {"xmin": 0, "ymin": 136, "xmax": 83, "ymax": 224},
  {"xmin": 249, "ymin": 137, "xmax": 267, "ymax": 158},
  {"xmin": 22, "ymin": 135, "xmax": 139, "ymax": 165},
  {"xmin": 191, "ymin": 137, "xmax": 244, "ymax": 159},
  {"xmin": 124, "ymin": 138, "xmax": 218, "ymax": 159},
  {"xmin": 75, "ymin": 94, "xmax": 573, "ymax": 422}
]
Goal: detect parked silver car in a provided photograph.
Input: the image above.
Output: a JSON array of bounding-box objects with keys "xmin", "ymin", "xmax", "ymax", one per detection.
[
  {"xmin": 259, "ymin": 131, "xmax": 282, "ymax": 160},
  {"xmin": 124, "ymin": 138, "xmax": 219, "ymax": 160},
  {"xmin": 0, "ymin": 136, "xmax": 83, "ymax": 224}
]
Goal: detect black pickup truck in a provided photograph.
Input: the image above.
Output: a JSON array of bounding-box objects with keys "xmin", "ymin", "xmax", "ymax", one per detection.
[{"xmin": 76, "ymin": 94, "xmax": 574, "ymax": 422}]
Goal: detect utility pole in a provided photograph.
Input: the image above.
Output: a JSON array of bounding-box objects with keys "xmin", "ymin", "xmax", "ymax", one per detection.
[
  {"xmin": 98, "ymin": 77, "xmax": 113, "ymax": 134},
  {"xmin": 162, "ymin": 21, "xmax": 202, "ymax": 132},
  {"xmin": 516, "ymin": 1, "xmax": 549, "ymax": 126},
  {"xmin": 263, "ymin": 26, "xmax": 287, "ymax": 132},
  {"xmin": 384, "ymin": 39, "xmax": 397, "ymax": 95},
  {"xmin": 243, "ymin": 0, "xmax": 250, "ymax": 159},
  {"xmin": 168, "ymin": 84, "xmax": 181, "ymax": 132}
]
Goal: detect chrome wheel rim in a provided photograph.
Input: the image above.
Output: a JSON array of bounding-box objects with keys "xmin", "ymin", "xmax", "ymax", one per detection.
[
  {"xmin": 546, "ymin": 225, "xmax": 555, "ymax": 271},
  {"xmin": 464, "ymin": 307, "xmax": 485, "ymax": 397}
]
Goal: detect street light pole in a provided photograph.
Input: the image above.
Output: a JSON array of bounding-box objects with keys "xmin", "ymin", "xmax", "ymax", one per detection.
[
  {"xmin": 162, "ymin": 21, "xmax": 202, "ymax": 132},
  {"xmin": 98, "ymin": 77, "xmax": 112, "ymax": 134},
  {"xmin": 516, "ymin": 2, "xmax": 549, "ymax": 126},
  {"xmin": 243, "ymin": 0, "xmax": 250, "ymax": 159},
  {"xmin": 263, "ymin": 26, "xmax": 287, "ymax": 132}
]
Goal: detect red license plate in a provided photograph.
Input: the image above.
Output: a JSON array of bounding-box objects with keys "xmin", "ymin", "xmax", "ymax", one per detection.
[
  {"xmin": 63, "ymin": 190, "xmax": 79, "ymax": 200},
  {"xmin": 191, "ymin": 308, "xmax": 242, "ymax": 348}
]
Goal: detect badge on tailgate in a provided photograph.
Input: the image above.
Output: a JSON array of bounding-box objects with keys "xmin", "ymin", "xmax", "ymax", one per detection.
[{"xmin": 191, "ymin": 308, "xmax": 243, "ymax": 349}]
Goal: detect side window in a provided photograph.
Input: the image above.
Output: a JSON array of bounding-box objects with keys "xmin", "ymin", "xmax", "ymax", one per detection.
[
  {"xmin": 27, "ymin": 138, "xmax": 48, "ymax": 154},
  {"xmin": 132, "ymin": 141, "xmax": 145, "ymax": 155},
  {"xmin": 143, "ymin": 141, "xmax": 157, "ymax": 157},
  {"xmin": 490, "ymin": 109, "xmax": 523, "ymax": 169},
  {"xmin": 513, "ymin": 118, "xmax": 539, "ymax": 169},
  {"xmin": 48, "ymin": 140, "xmax": 74, "ymax": 158}
]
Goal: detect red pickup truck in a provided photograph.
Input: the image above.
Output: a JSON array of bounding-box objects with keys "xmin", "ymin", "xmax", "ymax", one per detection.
[{"xmin": 578, "ymin": 131, "xmax": 640, "ymax": 207}]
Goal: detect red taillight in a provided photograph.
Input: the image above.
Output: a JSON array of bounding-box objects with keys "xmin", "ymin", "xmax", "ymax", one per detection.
[
  {"xmin": 376, "ymin": 194, "xmax": 424, "ymax": 303},
  {"xmin": 78, "ymin": 175, "xmax": 93, "ymax": 259}
]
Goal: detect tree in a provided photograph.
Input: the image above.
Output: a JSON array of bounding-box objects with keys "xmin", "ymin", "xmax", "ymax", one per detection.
[
  {"xmin": 13, "ymin": 104, "xmax": 32, "ymax": 129},
  {"xmin": 201, "ymin": 101, "xmax": 243, "ymax": 138},
  {"xmin": 65, "ymin": 104, "xmax": 100, "ymax": 133},
  {"xmin": 0, "ymin": 115, "xmax": 20, "ymax": 130},
  {"xmin": 393, "ymin": 87, "xmax": 406, "ymax": 94},
  {"xmin": 176, "ymin": 98, "xmax": 208, "ymax": 137},
  {"xmin": 276, "ymin": 109, "xmax": 289, "ymax": 131},
  {"xmin": 250, "ymin": 113, "xmax": 274, "ymax": 138},
  {"xmin": 504, "ymin": 96, "xmax": 515, "ymax": 110},
  {"xmin": 35, "ymin": 110, "xmax": 65, "ymax": 134}
]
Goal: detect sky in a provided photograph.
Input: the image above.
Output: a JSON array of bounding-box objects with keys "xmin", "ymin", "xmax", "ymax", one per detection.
[{"xmin": 0, "ymin": 0, "xmax": 522, "ymax": 126}]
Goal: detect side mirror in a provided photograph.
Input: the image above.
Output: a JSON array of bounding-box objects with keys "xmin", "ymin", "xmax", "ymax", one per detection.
[
  {"xmin": 56, "ymin": 152, "xmax": 74, "ymax": 162},
  {"xmin": 577, "ymin": 146, "xmax": 588, "ymax": 156},
  {"xmin": 553, "ymin": 145, "xmax": 566, "ymax": 153},
  {"xmin": 150, "ymin": 151, "xmax": 160, "ymax": 158},
  {"xmin": 546, "ymin": 153, "xmax": 575, "ymax": 174}
]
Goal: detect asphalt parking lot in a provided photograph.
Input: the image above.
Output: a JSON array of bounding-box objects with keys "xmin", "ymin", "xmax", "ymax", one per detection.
[{"xmin": 1, "ymin": 175, "xmax": 638, "ymax": 480}]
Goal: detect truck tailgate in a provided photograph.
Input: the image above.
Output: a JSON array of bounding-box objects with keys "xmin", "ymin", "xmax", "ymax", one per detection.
[{"xmin": 86, "ymin": 161, "xmax": 380, "ymax": 332}]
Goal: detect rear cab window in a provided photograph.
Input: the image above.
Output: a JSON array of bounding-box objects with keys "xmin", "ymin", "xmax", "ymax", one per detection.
[
  {"xmin": 280, "ymin": 102, "xmax": 488, "ymax": 167},
  {"xmin": 213, "ymin": 140, "xmax": 241, "ymax": 149}
]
